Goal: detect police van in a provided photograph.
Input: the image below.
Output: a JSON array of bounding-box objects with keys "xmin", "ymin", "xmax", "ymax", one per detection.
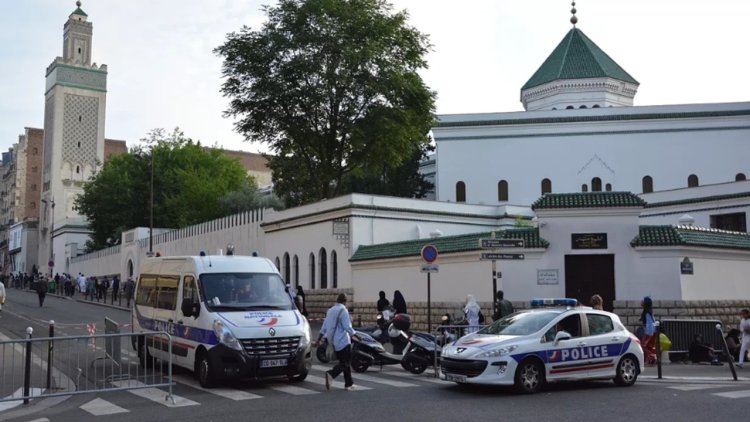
[
  {"xmin": 440, "ymin": 298, "xmax": 644, "ymax": 393},
  {"xmin": 132, "ymin": 250, "xmax": 312, "ymax": 387}
]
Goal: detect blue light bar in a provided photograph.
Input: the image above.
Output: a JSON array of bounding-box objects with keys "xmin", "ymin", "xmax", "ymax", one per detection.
[{"xmin": 530, "ymin": 298, "xmax": 579, "ymax": 308}]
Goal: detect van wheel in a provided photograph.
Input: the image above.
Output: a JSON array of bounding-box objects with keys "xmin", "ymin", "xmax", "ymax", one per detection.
[
  {"xmin": 613, "ymin": 355, "xmax": 639, "ymax": 386},
  {"xmin": 196, "ymin": 352, "xmax": 216, "ymax": 388},
  {"xmin": 289, "ymin": 371, "xmax": 308, "ymax": 382},
  {"xmin": 514, "ymin": 359, "xmax": 544, "ymax": 394}
]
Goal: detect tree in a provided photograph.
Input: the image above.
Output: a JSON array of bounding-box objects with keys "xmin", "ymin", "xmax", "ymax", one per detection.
[
  {"xmin": 344, "ymin": 142, "xmax": 433, "ymax": 197},
  {"xmin": 216, "ymin": 0, "xmax": 436, "ymax": 207},
  {"xmin": 75, "ymin": 128, "xmax": 256, "ymax": 251}
]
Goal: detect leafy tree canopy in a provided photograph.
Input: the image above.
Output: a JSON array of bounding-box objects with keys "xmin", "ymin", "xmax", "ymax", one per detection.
[
  {"xmin": 75, "ymin": 128, "xmax": 270, "ymax": 251},
  {"xmin": 216, "ymin": 0, "xmax": 436, "ymax": 207}
]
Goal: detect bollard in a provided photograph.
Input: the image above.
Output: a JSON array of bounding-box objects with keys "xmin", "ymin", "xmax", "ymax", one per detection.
[
  {"xmin": 716, "ymin": 324, "xmax": 738, "ymax": 381},
  {"xmin": 23, "ymin": 327, "xmax": 33, "ymax": 405},
  {"xmin": 47, "ymin": 320, "xmax": 55, "ymax": 390},
  {"xmin": 357, "ymin": 314, "xmax": 362, "ymax": 328},
  {"xmin": 655, "ymin": 321, "xmax": 662, "ymax": 379}
]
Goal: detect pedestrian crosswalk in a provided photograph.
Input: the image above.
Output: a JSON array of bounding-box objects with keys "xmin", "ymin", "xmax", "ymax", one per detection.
[
  {"xmin": 657, "ymin": 382, "xmax": 750, "ymax": 399},
  {"xmin": 73, "ymin": 363, "xmax": 447, "ymax": 416}
]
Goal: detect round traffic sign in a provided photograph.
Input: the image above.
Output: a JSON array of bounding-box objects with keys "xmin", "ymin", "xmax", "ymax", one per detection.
[{"xmin": 421, "ymin": 244, "xmax": 438, "ymax": 263}]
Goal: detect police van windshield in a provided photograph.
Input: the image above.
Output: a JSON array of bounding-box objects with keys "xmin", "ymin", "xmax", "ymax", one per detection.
[
  {"xmin": 199, "ymin": 273, "xmax": 292, "ymax": 311},
  {"xmin": 478, "ymin": 310, "xmax": 562, "ymax": 336}
]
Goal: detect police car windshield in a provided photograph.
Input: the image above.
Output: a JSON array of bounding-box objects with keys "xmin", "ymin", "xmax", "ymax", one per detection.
[
  {"xmin": 199, "ymin": 273, "xmax": 292, "ymax": 311},
  {"xmin": 478, "ymin": 310, "xmax": 562, "ymax": 336}
]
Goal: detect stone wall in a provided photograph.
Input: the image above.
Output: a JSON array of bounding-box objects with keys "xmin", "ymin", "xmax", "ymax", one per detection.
[{"xmin": 613, "ymin": 300, "xmax": 750, "ymax": 334}]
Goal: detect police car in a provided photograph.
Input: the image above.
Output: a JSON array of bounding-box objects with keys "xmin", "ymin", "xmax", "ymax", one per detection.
[{"xmin": 440, "ymin": 298, "xmax": 644, "ymax": 393}]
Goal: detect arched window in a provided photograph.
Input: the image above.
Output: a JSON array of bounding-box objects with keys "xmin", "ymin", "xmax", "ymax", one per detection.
[
  {"xmin": 293, "ymin": 255, "xmax": 299, "ymax": 285},
  {"xmin": 582, "ymin": 184, "xmax": 588, "ymax": 192},
  {"xmin": 579, "ymin": 105, "xmax": 587, "ymax": 109},
  {"xmin": 605, "ymin": 183, "xmax": 612, "ymax": 192},
  {"xmin": 592, "ymin": 104, "xmax": 600, "ymax": 108},
  {"xmin": 319, "ymin": 248, "xmax": 328, "ymax": 289},
  {"xmin": 331, "ymin": 250, "xmax": 338, "ymax": 288},
  {"xmin": 688, "ymin": 174, "xmax": 699, "ymax": 187},
  {"xmin": 736, "ymin": 173, "xmax": 747, "ymax": 181},
  {"xmin": 591, "ymin": 177, "xmax": 602, "ymax": 192},
  {"xmin": 456, "ymin": 181, "xmax": 466, "ymax": 203},
  {"xmin": 309, "ymin": 253, "xmax": 315, "ymax": 289},
  {"xmin": 566, "ymin": 105, "xmax": 574, "ymax": 110},
  {"xmin": 275, "ymin": 257, "xmax": 280, "ymax": 270},
  {"xmin": 283, "ymin": 253, "xmax": 290, "ymax": 282},
  {"xmin": 498, "ymin": 180, "xmax": 508, "ymax": 201},
  {"xmin": 128, "ymin": 259, "xmax": 134, "ymax": 278},
  {"xmin": 541, "ymin": 178, "xmax": 552, "ymax": 194},
  {"xmin": 642, "ymin": 176, "xmax": 653, "ymax": 193}
]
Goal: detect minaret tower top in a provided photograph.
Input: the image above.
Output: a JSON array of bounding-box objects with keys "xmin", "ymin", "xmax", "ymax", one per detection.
[{"xmin": 64, "ymin": 1, "xmax": 92, "ymax": 65}]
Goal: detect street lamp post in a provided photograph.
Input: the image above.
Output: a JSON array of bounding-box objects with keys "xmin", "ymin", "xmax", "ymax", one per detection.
[{"xmin": 149, "ymin": 150, "xmax": 154, "ymax": 254}]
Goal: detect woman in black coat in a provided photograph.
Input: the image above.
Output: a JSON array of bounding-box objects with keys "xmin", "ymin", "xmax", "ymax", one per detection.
[
  {"xmin": 377, "ymin": 291, "xmax": 390, "ymax": 312},
  {"xmin": 393, "ymin": 290, "xmax": 407, "ymax": 314}
]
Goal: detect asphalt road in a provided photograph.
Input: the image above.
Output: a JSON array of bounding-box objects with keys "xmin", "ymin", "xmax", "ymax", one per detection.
[{"xmin": 2, "ymin": 290, "xmax": 750, "ymax": 422}]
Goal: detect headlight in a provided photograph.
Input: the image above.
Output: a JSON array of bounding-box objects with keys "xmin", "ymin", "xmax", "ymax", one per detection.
[
  {"xmin": 213, "ymin": 319, "xmax": 242, "ymax": 351},
  {"xmin": 299, "ymin": 319, "xmax": 311, "ymax": 348},
  {"xmin": 476, "ymin": 345, "xmax": 519, "ymax": 359}
]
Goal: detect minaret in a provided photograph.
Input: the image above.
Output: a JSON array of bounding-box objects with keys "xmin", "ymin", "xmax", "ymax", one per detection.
[
  {"xmin": 520, "ymin": 2, "xmax": 639, "ymax": 111},
  {"xmin": 39, "ymin": 1, "xmax": 107, "ymax": 276}
]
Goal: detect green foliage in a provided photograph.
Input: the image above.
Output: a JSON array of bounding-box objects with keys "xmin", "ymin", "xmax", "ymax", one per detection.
[
  {"xmin": 218, "ymin": 182, "xmax": 285, "ymax": 214},
  {"xmin": 344, "ymin": 142, "xmax": 433, "ymax": 197},
  {"xmin": 216, "ymin": 0, "xmax": 436, "ymax": 207},
  {"xmin": 515, "ymin": 215, "xmax": 532, "ymax": 228},
  {"xmin": 75, "ymin": 128, "xmax": 257, "ymax": 251}
]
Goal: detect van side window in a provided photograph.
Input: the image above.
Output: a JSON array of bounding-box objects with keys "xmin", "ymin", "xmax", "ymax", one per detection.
[
  {"xmin": 156, "ymin": 275, "xmax": 179, "ymax": 310},
  {"xmin": 136, "ymin": 275, "xmax": 158, "ymax": 307},
  {"xmin": 183, "ymin": 275, "xmax": 198, "ymax": 303}
]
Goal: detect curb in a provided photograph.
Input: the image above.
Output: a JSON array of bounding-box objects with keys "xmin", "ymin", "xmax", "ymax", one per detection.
[{"xmin": 640, "ymin": 375, "xmax": 750, "ymax": 383}]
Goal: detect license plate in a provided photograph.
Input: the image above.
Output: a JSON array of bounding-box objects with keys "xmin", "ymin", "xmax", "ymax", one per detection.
[
  {"xmin": 445, "ymin": 373, "xmax": 467, "ymax": 383},
  {"xmin": 260, "ymin": 358, "xmax": 288, "ymax": 368}
]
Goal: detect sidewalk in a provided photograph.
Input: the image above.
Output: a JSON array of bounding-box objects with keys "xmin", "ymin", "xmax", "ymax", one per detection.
[
  {"xmin": 41, "ymin": 288, "xmax": 131, "ymax": 312},
  {"xmin": 639, "ymin": 361, "xmax": 748, "ymax": 382}
]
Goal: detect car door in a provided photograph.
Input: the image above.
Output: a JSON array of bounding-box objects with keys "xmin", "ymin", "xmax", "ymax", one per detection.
[
  {"xmin": 583, "ymin": 312, "xmax": 622, "ymax": 378},
  {"xmin": 176, "ymin": 274, "xmax": 200, "ymax": 368},
  {"xmin": 543, "ymin": 312, "xmax": 590, "ymax": 380}
]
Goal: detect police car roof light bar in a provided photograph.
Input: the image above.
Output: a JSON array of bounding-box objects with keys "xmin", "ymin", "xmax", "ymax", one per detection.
[{"xmin": 529, "ymin": 298, "xmax": 578, "ymax": 308}]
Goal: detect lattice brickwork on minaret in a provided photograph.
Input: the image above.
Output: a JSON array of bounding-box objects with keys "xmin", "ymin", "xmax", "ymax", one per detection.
[{"xmin": 62, "ymin": 93, "xmax": 99, "ymax": 165}]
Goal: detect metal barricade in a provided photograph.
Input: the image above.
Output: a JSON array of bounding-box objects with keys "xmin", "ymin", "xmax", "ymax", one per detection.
[
  {"xmin": 655, "ymin": 319, "xmax": 737, "ymax": 381},
  {"xmin": 430, "ymin": 324, "xmax": 488, "ymax": 378},
  {"xmin": 0, "ymin": 325, "xmax": 175, "ymax": 405}
]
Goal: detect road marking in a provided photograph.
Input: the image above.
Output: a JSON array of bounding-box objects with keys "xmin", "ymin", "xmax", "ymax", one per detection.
[
  {"xmin": 112, "ymin": 380, "xmax": 199, "ymax": 407},
  {"xmin": 0, "ymin": 388, "xmax": 45, "ymax": 412},
  {"xmin": 713, "ymin": 389, "xmax": 750, "ymax": 399},
  {"xmin": 668, "ymin": 384, "xmax": 729, "ymax": 391},
  {"xmin": 377, "ymin": 367, "xmax": 448, "ymax": 385},
  {"xmin": 80, "ymin": 397, "xmax": 129, "ymax": 415},
  {"xmin": 304, "ymin": 374, "xmax": 371, "ymax": 391},
  {"xmin": 172, "ymin": 374, "xmax": 263, "ymax": 400},
  {"xmin": 25, "ymin": 419, "xmax": 50, "ymax": 422},
  {"xmin": 311, "ymin": 365, "xmax": 417, "ymax": 387},
  {"xmin": 267, "ymin": 384, "xmax": 319, "ymax": 395}
]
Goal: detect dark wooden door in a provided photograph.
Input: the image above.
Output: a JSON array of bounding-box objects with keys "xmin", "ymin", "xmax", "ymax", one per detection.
[{"xmin": 565, "ymin": 254, "xmax": 615, "ymax": 311}]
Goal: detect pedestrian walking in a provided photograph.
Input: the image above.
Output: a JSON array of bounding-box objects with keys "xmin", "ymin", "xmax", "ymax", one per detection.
[
  {"xmin": 316, "ymin": 293, "xmax": 358, "ymax": 391},
  {"xmin": 640, "ymin": 296, "xmax": 657, "ymax": 365},
  {"xmin": 35, "ymin": 277, "xmax": 48, "ymax": 307},
  {"xmin": 463, "ymin": 294, "xmax": 483, "ymax": 334},
  {"xmin": 111, "ymin": 276, "xmax": 120, "ymax": 304},
  {"xmin": 124, "ymin": 278, "xmax": 136, "ymax": 308},
  {"xmin": 492, "ymin": 290, "xmax": 514, "ymax": 321},
  {"xmin": 737, "ymin": 309, "xmax": 750, "ymax": 369},
  {"xmin": 590, "ymin": 294, "xmax": 604, "ymax": 310},
  {"xmin": 296, "ymin": 285, "xmax": 308, "ymax": 317},
  {"xmin": 0, "ymin": 278, "xmax": 6, "ymax": 313}
]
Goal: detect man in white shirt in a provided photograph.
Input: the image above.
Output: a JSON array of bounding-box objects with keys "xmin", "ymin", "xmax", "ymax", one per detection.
[
  {"xmin": 316, "ymin": 293, "xmax": 358, "ymax": 391},
  {"xmin": 738, "ymin": 309, "xmax": 750, "ymax": 369}
]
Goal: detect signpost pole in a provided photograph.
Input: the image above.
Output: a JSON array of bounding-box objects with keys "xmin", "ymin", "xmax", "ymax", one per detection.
[
  {"xmin": 491, "ymin": 260, "xmax": 497, "ymax": 319},
  {"xmin": 427, "ymin": 272, "xmax": 432, "ymax": 332}
]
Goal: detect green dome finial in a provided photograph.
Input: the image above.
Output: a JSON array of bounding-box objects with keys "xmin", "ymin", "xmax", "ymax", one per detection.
[{"xmin": 570, "ymin": 1, "xmax": 578, "ymax": 26}]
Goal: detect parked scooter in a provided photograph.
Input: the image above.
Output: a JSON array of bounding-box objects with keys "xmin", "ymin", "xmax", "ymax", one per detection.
[
  {"xmin": 350, "ymin": 328, "xmax": 409, "ymax": 373},
  {"xmin": 400, "ymin": 314, "xmax": 457, "ymax": 374}
]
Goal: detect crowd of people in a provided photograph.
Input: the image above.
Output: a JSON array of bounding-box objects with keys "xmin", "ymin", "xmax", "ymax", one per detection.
[{"xmin": 0, "ymin": 271, "xmax": 136, "ymax": 308}]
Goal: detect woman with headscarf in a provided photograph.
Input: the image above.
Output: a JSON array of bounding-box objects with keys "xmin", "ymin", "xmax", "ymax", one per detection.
[
  {"xmin": 392, "ymin": 290, "xmax": 407, "ymax": 315},
  {"xmin": 464, "ymin": 295, "xmax": 482, "ymax": 334},
  {"xmin": 640, "ymin": 296, "xmax": 657, "ymax": 364},
  {"xmin": 296, "ymin": 285, "xmax": 308, "ymax": 317},
  {"xmin": 376, "ymin": 291, "xmax": 390, "ymax": 313}
]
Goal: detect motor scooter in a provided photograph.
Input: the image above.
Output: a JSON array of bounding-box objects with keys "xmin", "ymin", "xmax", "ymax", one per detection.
[{"xmin": 351, "ymin": 326, "xmax": 410, "ymax": 373}]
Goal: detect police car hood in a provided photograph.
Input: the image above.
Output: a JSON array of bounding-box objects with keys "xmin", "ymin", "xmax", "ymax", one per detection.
[
  {"xmin": 218, "ymin": 310, "xmax": 300, "ymax": 328},
  {"xmin": 453, "ymin": 334, "xmax": 518, "ymax": 350}
]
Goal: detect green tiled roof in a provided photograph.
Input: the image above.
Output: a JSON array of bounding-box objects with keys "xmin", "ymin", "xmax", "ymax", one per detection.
[
  {"xmin": 532, "ymin": 192, "xmax": 647, "ymax": 210},
  {"xmin": 645, "ymin": 191, "xmax": 750, "ymax": 208},
  {"xmin": 522, "ymin": 28, "xmax": 638, "ymax": 91},
  {"xmin": 350, "ymin": 229, "xmax": 549, "ymax": 262},
  {"xmin": 631, "ymin": 225, "xmax": 750, "ymax": 251},
  {"xmin": 72, "ymin": 7, "xmax": 88, "ymax": 17}
]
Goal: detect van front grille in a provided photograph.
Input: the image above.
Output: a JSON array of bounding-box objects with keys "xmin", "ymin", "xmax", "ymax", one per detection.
[{"xmin": 241, "ymin": 336, "xmax": 301, "ymax": 356}]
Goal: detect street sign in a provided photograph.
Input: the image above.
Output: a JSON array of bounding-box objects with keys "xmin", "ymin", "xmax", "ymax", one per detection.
[
  {"xmin": 420, "ymin": 264, "xmax": 439, "ymax": 273},
  {"xmin": 480, "ymin": 238, "xmax": 525, "ymax": 249},
  {"xmin": 420, "ymin": 244, "xmax": 439, "ymax": 263},
  {"xmin": 481, "ymin": 253, "xmax": 525, "ymax": 260}
]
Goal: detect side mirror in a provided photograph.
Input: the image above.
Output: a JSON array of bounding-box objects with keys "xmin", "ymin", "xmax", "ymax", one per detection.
[
  {"xmin": 182, "ymin": 298, "xmax": 199, "ymax": 318},
  {"xmin": 554, "ymin": 330, "xmax": 572, "ymax": 345}
]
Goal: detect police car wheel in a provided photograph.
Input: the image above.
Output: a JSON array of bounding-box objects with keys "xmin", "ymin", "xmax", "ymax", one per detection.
[
  {"xmin": 196, "ymin": 352, "xmax": 217, "ymax": 388},
  {"xmin": 514, "ymin": 359, "xmax": 544, "ymax": 394},
  {"xmin": 138, "ymin": 342, "xmax": 153, "ymax": 369},
  {"xmin": 289, "ymin": 371, "xmax": 308, "ymax": 382},
  {"xmin": 613, "ymin": 354, "xmax": 638, "ymax": 386}
]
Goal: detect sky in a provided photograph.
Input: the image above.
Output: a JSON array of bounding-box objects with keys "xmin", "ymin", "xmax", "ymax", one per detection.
[{"xmin": 1, "ymin": 0, "xmax": 749, "ymax": 154}]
